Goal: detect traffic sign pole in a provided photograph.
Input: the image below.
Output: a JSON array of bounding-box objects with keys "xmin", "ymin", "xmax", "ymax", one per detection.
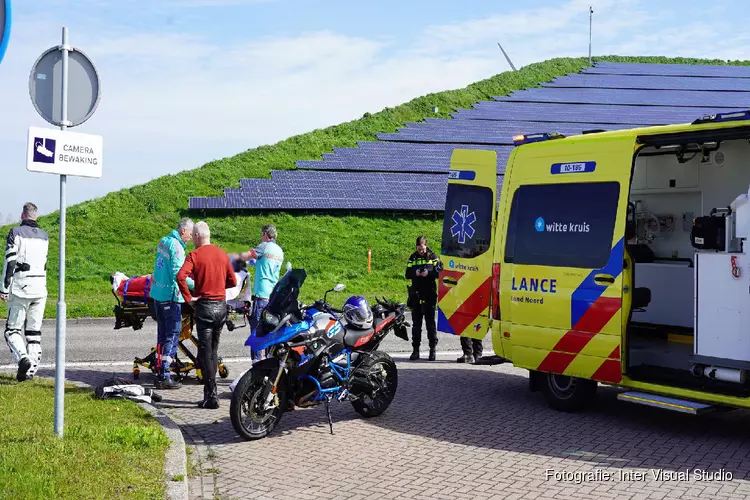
[
  {"xmin": 53, "ymin": 26, "xmax": 69, "ymax": 438},
  {"xmin": 27, "ymin": 26, "xmax": 101, "ymax": 438}
]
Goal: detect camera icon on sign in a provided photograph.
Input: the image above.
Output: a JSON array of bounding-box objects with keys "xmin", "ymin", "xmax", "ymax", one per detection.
[{"xmin": 33, "ymin": 137, "xmax": 56, "ymax": 164}]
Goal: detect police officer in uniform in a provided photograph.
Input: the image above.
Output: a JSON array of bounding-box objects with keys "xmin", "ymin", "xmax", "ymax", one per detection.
[
  {"xmin": 405, "ymin": 235, "xmax": 442, "ymax": 361},
  {"xmin": 1, "ymin": 203, "xmax": 49, "ymax": 382}
]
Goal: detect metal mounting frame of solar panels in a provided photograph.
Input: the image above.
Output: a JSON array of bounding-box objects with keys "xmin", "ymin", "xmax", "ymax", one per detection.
[{"xmin": 188, "ymin": 61, "xmax": 750, "ymax": 213}]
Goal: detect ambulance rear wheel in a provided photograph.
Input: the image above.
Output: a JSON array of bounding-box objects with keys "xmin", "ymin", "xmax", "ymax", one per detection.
[{"xmin": 540, "ymin": 373, "xmax": 597, "ymax": 412}]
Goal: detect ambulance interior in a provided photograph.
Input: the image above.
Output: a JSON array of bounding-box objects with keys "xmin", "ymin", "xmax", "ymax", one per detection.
[{"xmin": 626, "ymin": 133, "xmax": 750, "ymax": 396}]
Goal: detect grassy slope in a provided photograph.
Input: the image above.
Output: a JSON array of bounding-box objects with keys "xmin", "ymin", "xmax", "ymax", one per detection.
[{"xmin": 2, "ymin": 55, "xmax": 749, "ymax": 318}]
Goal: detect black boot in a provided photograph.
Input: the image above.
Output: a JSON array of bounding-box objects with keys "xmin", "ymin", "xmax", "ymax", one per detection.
[
  {"xmin": 159, "ymin": 377, "xmax": 183, "ymax": 390},
  {"xmin": 198, "ymin": 384, "xmax": 219, "ymax": 409},
  {"xmin": 17, "ymin": 357, "xmax": 31, "ymax": 382},
  {"xmin": 428, "ymin": 347, "xmax": 436, "ymax": 361},
  {"xmin": 456, "ymin": 354, "xmax": 474, "ymax": 364},
  {"xmin": 409, "ymin": 347, "xmax": 420, "ymax": 361},
  {"xmin": 16, "ymin": 358, "xmax": 31, "ymax": 382},
  {"xmin": 154, "ymin": 364, "xmax": 182, "ymax": 389},
  {"xmin": 198, "ymin": 398, "xmax": 219, "ymax": 409}
]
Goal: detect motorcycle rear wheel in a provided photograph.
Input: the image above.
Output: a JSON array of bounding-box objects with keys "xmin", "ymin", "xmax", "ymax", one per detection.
[
  {"xmin": 351, "ymin": 351, "xmax": 398, "ymax": 418},
  {"xmin": 230, "ymin": 367, "xmax": 286, "ymax": 440}
]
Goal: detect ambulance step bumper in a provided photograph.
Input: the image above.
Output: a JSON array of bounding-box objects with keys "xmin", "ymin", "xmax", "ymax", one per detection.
[
  {"xmin": 473, "ymin": 355, "xmax": 507, "ymax": 366},
  {"xmin": 617, "ymin": 391, "xmax": 716, "ymax": 415}
]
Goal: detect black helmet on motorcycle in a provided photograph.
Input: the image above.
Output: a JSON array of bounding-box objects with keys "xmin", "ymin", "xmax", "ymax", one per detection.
[{"xmin": 342, "ymin": 295, "xmax": 373, "ymax": 330}]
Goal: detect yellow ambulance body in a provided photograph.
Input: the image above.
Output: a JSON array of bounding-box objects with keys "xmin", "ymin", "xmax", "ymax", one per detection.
[{"xmin": 439, "ymin": 111, "xmax": 750, "ymax": 414}]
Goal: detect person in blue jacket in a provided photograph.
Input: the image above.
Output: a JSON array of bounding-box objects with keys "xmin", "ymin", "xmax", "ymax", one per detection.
[{"xmin": 149, "ymin": 218, "xmax": 195, "ymax": 389}]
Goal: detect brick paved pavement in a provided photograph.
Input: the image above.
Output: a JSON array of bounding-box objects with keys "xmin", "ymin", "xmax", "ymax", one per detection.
[{"xmin": 8, "ymin": 354, "xmax": 750, "ymax": 500}]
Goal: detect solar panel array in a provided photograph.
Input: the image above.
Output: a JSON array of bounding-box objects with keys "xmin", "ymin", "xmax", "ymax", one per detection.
[
  {"xmin": 189, "ymin": 61, "xmax": 750, "ymax": 212},
  {"xmin": 189, "ymin": 173, "xmax": 505, "ymax": 211}
]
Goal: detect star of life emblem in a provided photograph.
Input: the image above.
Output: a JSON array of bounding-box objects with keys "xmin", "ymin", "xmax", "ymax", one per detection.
[{"xmin": 451, "ymin": 205, "xmax": 476, "ymax": 244}]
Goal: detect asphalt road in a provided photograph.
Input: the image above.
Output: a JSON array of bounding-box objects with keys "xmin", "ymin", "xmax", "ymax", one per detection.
[{"xmin": 0, "ymin": 313, "xmax": 482, "ymax": 367}]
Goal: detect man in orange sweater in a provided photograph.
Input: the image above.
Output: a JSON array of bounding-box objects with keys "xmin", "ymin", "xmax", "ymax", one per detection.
[{"xmin": 177, "ymin": 221, "xmax": 237, "ymax": 409}]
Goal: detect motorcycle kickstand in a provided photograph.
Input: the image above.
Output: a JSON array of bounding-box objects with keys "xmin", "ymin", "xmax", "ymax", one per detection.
[{"xmin": 324, "ymin": 397, "xmax": 334, "ymax": 435}]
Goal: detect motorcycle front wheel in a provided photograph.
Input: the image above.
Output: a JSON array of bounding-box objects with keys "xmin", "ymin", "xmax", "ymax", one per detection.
[
  {"xmin": 230, "ymin": 367, "xmax": 287, "ymax": 440},
  {"xmin": 351, "ymin": 351, "xmax": 398, "ymax": 418}
]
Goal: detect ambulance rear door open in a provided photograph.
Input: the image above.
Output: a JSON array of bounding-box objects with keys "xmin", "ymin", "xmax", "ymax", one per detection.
[
  {"xmin": 499, "ymin": 136, "xmax": 635, "ymax": 384},
  {"xmin": 438, "ymin": 149, "xmax": 498, "ymax": 342}
]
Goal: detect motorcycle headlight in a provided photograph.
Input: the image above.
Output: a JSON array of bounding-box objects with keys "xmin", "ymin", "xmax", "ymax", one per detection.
[{"xmin": 258, "ymin": 309, "xmax": 279, "ymax": 336}]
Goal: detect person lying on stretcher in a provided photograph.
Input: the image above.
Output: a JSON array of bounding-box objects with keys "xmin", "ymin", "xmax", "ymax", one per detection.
[{"xmin": 111, "ymin": 263, "xmax": 249, "ymax": 327}]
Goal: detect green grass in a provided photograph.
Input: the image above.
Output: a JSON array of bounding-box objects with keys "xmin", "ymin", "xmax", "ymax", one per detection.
[
  {"xmin": 186, "ymin": 446, "xmax": 198, "ymax": 478},
  {"xmin": 0, "ymin": 374, "xmax": 168, "ymax": 499},
  {"xmin": 2, "ymin": 55, "xmax": 750, "ymax": 318}
]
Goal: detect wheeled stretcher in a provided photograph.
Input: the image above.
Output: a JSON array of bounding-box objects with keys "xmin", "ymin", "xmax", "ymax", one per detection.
[{"xmin": 110, "ymin": 271, "xmax": 250, "ymax": 382}]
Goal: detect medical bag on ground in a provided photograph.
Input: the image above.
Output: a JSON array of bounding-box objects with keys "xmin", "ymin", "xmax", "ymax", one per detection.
[{"xmin": 691, "ymin": 212, "xmax": 727, "ymax": 251}]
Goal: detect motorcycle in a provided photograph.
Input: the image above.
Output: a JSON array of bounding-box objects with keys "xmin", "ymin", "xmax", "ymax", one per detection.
[{"xmin": 229, "ymin": 267, "xmax": 410, "ymax": 440}]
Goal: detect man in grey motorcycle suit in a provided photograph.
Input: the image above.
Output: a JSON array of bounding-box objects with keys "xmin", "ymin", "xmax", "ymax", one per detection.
[{"xmin": 1, "ymin": 202, "xmax": 49, "ymax": 382}]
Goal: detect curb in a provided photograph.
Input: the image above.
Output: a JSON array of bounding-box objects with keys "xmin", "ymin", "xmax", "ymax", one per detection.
[
  {"xmin": 64, "ymin": 379, "xmax": 188, "ymax": 500},
  {"xmin": 138, "ymin": 402, "xmax": 189, "ymax": 500}
]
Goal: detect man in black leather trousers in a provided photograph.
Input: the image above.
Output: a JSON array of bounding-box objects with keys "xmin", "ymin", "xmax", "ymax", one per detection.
[{"xmin": 177, "ymin": 221, "xmax": 237, "ymax": 409}]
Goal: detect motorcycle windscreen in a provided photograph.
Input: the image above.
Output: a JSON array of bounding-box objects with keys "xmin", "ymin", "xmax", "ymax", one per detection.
[
  {"xmin": 265, "ymin": 268, "xmax": 307, "ymax": 315},
  {"xmin": 438, "ymin": 149, "xmax": 497, "ymax": 339}
]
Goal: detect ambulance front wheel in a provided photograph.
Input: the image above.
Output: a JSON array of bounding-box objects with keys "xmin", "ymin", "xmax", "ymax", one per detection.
[{"xmin": 540, "ymin": 372, "xmax": 597, "ymax": 412}]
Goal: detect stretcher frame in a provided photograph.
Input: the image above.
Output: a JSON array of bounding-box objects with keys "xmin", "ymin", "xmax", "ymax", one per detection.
[{"xmin": 111, "ymin": 282, "xmax": 251, "ymax": 382}]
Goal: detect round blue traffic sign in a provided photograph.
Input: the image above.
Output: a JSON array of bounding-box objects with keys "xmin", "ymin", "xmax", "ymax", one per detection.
[{"xmin": 0, "ymin": 0, "xmax": 10, "ymax": 64}]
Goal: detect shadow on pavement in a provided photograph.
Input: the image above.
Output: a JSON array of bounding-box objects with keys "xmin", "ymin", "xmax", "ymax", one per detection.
[
  {"xmin": 20, "ymin": 362, "xmax": 750, "ymax": 480},
  {"xmin": 361, "ymin": 366, "xmax": 750, "ymax": 478},
  {"xmin": 191, "ymin": 364, "xmax": 750, "ymax": 479}
]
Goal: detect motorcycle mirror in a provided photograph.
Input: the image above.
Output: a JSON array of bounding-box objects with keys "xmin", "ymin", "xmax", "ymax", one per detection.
[{"xmin": 334, "ymin": 284, "xmax": 345, "ymax": 292}]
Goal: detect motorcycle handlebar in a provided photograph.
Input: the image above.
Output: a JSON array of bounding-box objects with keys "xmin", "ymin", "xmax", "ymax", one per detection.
[
  {"xmin": 309, "ymin": 301, "xmax": 343, "ymax": 315},
  {"xmin": 311, "ymin": 299, "xmax": 405, "ymax": 316}
]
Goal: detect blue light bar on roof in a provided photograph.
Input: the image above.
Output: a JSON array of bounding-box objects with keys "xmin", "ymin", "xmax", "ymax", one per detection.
[
  {"xmin": 512, "ymin": 132, "xmax": 565, "ymax": 146},
  {"xmin": 692, "ymin": 110, "xmax": 750, "ymax": 125}
]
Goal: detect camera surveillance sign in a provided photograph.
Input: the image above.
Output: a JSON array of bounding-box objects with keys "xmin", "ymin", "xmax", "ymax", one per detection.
[{"xmin": 26, "ymin": 126, "xmax": 103, "ymax": 178}]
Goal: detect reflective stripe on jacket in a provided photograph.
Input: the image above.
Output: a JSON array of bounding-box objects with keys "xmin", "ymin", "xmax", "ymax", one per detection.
[{"xmin": 405, "ymin": 248, "xmax": 442, "ymax": 300}]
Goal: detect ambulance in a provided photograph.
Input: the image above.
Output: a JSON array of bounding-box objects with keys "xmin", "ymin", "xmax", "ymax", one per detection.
[{"xmin": 438, "ymin": 110, "xmax": 750, "ymax": 415}]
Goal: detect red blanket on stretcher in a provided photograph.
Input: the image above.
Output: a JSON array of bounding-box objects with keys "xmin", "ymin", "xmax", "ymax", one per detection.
[{"xmin": 116, "ymin": 275, "xmax": 152, "ymax": 302}]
